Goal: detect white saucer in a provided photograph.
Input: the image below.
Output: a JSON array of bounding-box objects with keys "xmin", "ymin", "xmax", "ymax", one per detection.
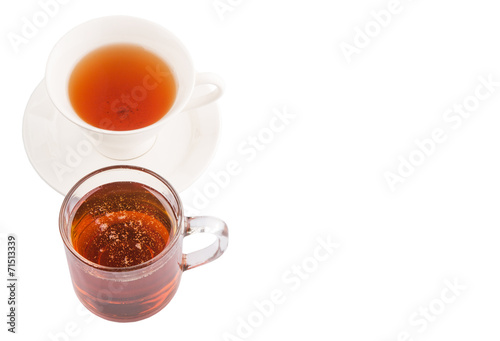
[{"xmin": 23, "ymin": 80, "xmax": 220, "ymax": 195}]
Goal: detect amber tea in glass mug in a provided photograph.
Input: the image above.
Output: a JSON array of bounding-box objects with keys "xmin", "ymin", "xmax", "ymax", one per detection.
[{"xmin": 59, "ymin": 165, "xmax": 228, "ymax": 322}]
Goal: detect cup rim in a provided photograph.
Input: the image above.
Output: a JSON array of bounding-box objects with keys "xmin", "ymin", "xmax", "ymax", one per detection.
[
  {"xmin": 45, "ymin": 15, "xmax": 195, "ymax": 136},
  {"xmin": 59, "ymin": 165, "xmax": 184, "ymax": 273}
]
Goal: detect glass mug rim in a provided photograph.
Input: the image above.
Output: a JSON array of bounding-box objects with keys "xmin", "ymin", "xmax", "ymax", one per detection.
[{"xmin": 59, "ymin": 165, "xmax": 184, "ymax": 273}]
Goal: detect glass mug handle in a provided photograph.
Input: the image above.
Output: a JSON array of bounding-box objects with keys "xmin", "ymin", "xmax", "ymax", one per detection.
[
  {"xmin": 182, "ymin": 216, "xmax": 229, "ymax": 271},
  {"xmin": 183, "ymin": 73, "xmax": 225, "ymax": 111}
]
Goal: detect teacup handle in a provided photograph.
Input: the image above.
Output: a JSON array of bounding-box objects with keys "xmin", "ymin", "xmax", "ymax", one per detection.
[
  {"xmin": 183, "ymin": 73, "xmax": 225, "ymax": 111},
  {"xmin": 182, "ymin": 216, "xmax": 229, "ymax": 271}
]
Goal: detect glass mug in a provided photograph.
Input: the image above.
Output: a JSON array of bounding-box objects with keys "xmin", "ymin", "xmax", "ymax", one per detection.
[{"xmin": 59, "ymin": 165, "xmax": 228, "ymax": 322}]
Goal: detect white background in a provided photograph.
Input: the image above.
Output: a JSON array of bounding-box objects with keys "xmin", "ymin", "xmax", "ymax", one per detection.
[{"xmin": 1, "ymin": 0, "xmax": 500, "ymax": 340}]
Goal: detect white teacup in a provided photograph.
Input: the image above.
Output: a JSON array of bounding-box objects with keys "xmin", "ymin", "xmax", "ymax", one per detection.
[{"xmin": 45, "ymin": 16, "xmax": 224, "ymax": 160}]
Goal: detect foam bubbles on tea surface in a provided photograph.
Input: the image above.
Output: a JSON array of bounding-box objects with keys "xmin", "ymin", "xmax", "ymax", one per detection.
[{"xmin": 70, "ymin": 182, "xmax": 174, "ymax": 267}]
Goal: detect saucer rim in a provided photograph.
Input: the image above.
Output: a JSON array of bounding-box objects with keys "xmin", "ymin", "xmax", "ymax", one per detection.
[{"xmin": 23, "ymin": 79, "xmax": 220, "ymax": 195}]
